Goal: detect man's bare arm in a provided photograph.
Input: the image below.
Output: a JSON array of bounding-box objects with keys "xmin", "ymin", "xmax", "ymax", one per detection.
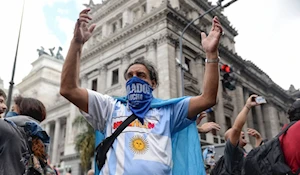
[
  {"xmin": 228, "ymin": 95, "xmax": 258, "ymax": 146},
  {"xmin": 60, "ymin": 40, "xmax": 89, "ymax": 112},
  {"xmin": 188, "ymin": 17, "xmax": 222, "ymax": 118},
  {"xmin": 60, "ymin": 9, "xmax": 96, "ymax": 113}
]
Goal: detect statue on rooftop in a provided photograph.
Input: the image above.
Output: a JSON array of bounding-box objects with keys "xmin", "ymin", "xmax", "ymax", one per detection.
[
  {"xmin": 83, "ymin": 0, "xmax": 95, "ymax": 9},
  {"xmin": 49, "ymin": 47, "xmax": 55, "ymax": 57},
  {"xmin": 37, "ymin": 46, "xmax": 64, "ymax": 60},
  {"xmin": 55, "ymin": 46, "xmax": 64, "ymax": 60},
  {"xmin": 37, "ymin": 46, "xmax": 49, "ymax": 56}
]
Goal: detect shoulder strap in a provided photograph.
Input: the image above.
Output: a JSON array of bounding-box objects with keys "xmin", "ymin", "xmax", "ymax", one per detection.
[
  {"xmin": 275, "ymin": 121, "xmax": 297, "ymax": 138},
  {"xmin": 95, "ymin": 114, "xmax": 137, "ymax": 170},
  {"xmin": 110, "ymin": 114, "xmax": 137, "ymax": 139}
]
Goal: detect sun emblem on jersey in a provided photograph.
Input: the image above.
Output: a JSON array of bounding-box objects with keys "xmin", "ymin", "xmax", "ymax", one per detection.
[{"xmin": 130, "ymin": 135, "xmax": 148, "ymax": 154}]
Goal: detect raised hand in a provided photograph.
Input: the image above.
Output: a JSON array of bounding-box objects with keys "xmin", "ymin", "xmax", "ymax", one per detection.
[
  {"xmin": 245, "ymin": 94, "xmax": 259, "ymax": 109},
  {"xmin": 198, "ymin": 122, "xmax": 221, "ymax": 133},
  {"xmin": 247, "ymin": 128, "xmax": 263, "ymax": 147},
  {"xmin": 247, "ymin": 128, "xmax": 262, "ymax": 139},
  {"xmin": 201, "ymin": 16, "xmax": 223, "ymax": 55},
  {"xmin": 196, "ymin": 112, "xmax": 207, "ymax": 125},
  {"xmin": 73, "ymin": 8, "xmax": 96, "ymax": 44}
]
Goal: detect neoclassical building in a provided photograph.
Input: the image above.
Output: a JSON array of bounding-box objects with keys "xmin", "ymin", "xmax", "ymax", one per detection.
[
  {"xmin": 14, "ymin": 0, "xmax": 299, "ymax": 174},
  {"xmin": 80, "ymin": 0, "xmax": 297, "ymax": 150}
]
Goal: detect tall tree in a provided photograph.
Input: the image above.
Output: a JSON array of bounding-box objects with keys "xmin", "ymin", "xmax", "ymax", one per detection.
[{"xmin": 73, "ymin": 116, "xmax": 95, "ymax": 172}]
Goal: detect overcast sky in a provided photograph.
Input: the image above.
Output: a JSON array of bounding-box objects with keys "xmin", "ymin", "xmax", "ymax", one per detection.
[{"xmin": 0, "ymin": 0, "xmax": 299, "ymax": 91}]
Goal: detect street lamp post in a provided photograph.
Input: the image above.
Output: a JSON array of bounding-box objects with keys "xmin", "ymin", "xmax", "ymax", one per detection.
[
  {"xmin": 178, "ymin": 0, "xmax": 238, "ymax": 96},
  {"xmin": 5, "ymin": 0, "xmax": 26, "ymax": 115}
]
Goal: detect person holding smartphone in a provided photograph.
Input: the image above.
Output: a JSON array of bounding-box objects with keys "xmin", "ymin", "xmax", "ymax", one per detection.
[{"xmin": 211, "ymin": 94, "xmax": 264, "ymax": 175}]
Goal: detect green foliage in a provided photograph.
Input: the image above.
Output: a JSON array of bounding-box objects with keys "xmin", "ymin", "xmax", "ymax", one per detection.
[{"xmin": 73, "ymin": 116, "xmax": 95, "ymax": 171}]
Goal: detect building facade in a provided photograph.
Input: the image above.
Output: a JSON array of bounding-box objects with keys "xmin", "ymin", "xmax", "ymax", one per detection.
[
  {"xmin": 80, "ymin": 0, "xmax": 296, "ymax": 149},
  {"xmin": 12, "ymin": 0, "xmax": 299, "ymax": 174}
]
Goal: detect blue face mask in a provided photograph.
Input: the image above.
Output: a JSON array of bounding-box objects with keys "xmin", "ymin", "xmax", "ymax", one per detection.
[{"xmin": 126, "ymin": 76, "xmax": 153, "ymax": 123}]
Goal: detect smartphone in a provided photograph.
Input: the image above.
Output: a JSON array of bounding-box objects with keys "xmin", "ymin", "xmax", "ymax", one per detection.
[{"xmin": 255, "ymin": 96, "xmax": 267, "ymax": 104}]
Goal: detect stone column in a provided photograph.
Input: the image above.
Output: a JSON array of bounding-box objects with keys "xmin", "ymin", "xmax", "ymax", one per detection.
[
  {"xmin": 243, "ymin": 89, "xmax": 254, "ymax": 128},
  {"xmin": 44, "ymin": 122, "xmax": 52, "ymax": 156},
  {"xmin": 279, "ymin": 110, "xmax": 288, "ymax": 126},
  {"xmin": 234, "ymin": 82, "xmax": 251, "ymax": 150},
  {"xmin": 262, "ymin": 102, "xmax": 280, "ymax": 139},
  {"xmin": 45, "ymin": 123, "xmax": 51, "ymax": 136},
  {"xmin": 195, "ymin": 56, "xmax": 205, "ymax": 93},
  {"xmin": 254, "ymin": 105, "xmax": 267, "ymax": 139},
  {"xmin": 284, "ymin": 111, "xmax": 290, "ymax": 124},
  {"xmin": 175, "ymin": 42, "xmax": 182, "ymax": 97},
  {"xmin": 156, "ymin": 35, "xmax": 177, "ymax": 98},
  {"xmin": 121, "ymin": 53, "xmax": 131, "ymax": 95},
  {"xmin": 81, "ymin": 74, "xmax": 88, "ymax": 88},
  {"xmin": 66, "ymin": 104, "xmax": 76, "ymax": 144},
  {"xmin": 283, "ymin": 111, "xmax": 290, "ymax": 124},
  {"xmin": 145, "ymin": 40, "xmax": 158, "ymax": 97},
  {"xmin": 146, "ymin": 39, "xmax": 157, "ymax": 65},
  {"xmin": 215, "ymin": 80, "xmax": 226, "ymax": 136},
  {"xmin": 51, "ymin": 118, "xmax": 61, "ymax": 164},
  {"xmin": 99, "ymin": 64, "xmax": 107, "ymax": 93}
]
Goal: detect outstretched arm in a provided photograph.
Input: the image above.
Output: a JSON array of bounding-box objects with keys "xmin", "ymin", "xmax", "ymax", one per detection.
[
  {"xmin": 228, "ymin": 95, "xmax": 259, "ymax": 146},
  {"xmin": 188, "ymin": 17, "xmax": 222, "ymax": 119},
  {"xmin": 60, "ymin": 9, "xmax": 96, "ymax": 113}
]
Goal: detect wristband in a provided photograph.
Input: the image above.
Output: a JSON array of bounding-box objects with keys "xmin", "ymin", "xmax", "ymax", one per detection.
[{"xmin": 205, "ymin": 57, "xmax": 220, "ymax": 63}]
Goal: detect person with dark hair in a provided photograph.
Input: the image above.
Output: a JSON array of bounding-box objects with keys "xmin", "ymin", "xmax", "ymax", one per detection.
[
  {"xmin": 123, "ymin": 58, "xmax": 159, "ymax": 87},
  {"xmin": 10, "ymin": 95, "xmax": 46, "ymax": 122},
  {"xmin": 279, "ymin": 99, "xmax": 300, "ymax": 173},
  {"xmin": 0, "ymin": 96, "xmax": 55, "ymax": 174},
  {"xmin": 0, "ymin": 89, "xmax": 7, "ymax": 116},
  {"xmin": 60, "ymin": 8, "xmax": 223, "ymax": 175}
]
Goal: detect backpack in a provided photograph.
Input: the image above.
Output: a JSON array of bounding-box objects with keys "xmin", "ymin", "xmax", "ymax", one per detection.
[
  {"xmin": 244, "ymin": 121, "xmax": 300, "ymax": 175},
  {"xmin": 22, "ymin": 128, "xmax": 57, "ymax": 175},
  {"xmin": 210, "ymin": 156, "xmax": 227, "ymax": 175},
  {"xmin": 6, "ymin": 119, "xmax": 56, "ymax": 175},
  {"xmin": 210, "ymin": 155, "xmax": 243, "ymax": 175}
]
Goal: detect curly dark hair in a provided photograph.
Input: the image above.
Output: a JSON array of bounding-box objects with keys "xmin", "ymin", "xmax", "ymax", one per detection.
[
  {"xmin": 14, "ymin": 96, "xmax": 46, "ymax": 122},
  {"xmin": 123, "ymin": 58, "xmax": 159, "ymax": 86}
]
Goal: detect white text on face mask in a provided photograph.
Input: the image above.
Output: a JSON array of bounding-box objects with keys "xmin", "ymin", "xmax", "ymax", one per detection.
[
  {"xmin": 126, "ymin": 83, "xmax": 151, "ymax": 95},
  {"xmin": 128, "ymin": 94, "xmax": 144, "ymax": 101}
]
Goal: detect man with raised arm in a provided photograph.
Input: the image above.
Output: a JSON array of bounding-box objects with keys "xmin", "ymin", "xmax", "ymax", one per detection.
[{"xmin": 60, "ymin": 8, "xmax": 223, "ymax": 175}]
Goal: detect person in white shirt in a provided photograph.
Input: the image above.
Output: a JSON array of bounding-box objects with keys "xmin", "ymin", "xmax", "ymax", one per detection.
[{"xmin": 60, "ymin": 8, "xmax": 223, "ymax": 175}]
